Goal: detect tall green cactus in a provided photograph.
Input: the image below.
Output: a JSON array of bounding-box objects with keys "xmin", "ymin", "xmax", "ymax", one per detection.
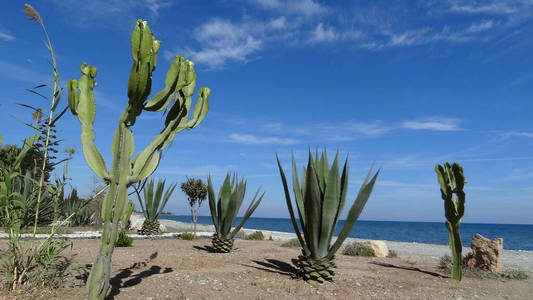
[
  {"xmin": 67, "ymin": 20, "xmax": 209, "ymax": 299},
  {"xmin": 435, "ymin": 162, "xmax": 466, "ymax": 281}
]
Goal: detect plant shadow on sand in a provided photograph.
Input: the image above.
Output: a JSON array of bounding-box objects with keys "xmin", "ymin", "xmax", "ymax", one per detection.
[
  {"xmin": 371, "ymin": 261, "xmax": 449, "ymax": 278},
  {"xmin": 104, "ymin": 252, "xmax": 173, "ymax": 299},
  {"xmin": 193, "ymin": 245, "xmax": 216, "ymax": 253},
  {"xmin": 243, "ymin": 258, "xmax": 300, "ymax": 278}
]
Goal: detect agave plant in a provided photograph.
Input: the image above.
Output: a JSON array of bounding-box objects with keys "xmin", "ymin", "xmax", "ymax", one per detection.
[
  {"xmin": 276, "ymin": 150, "xmax": 379, "ymax": 283},
  {"xmin": 207, "ymin": 174, "xmax": 264, "ymax": 253},
  {"xmin": 135, "ymin": 179, "xmax": 176, "ymax": 235}
]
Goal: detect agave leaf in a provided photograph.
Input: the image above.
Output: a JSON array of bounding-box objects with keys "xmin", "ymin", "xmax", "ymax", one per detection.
[
  {"xmin": 328, "ymin": 169, "xmax": 380, "ymax": 258},
  {"xmin": 318, "ymin": 151, "xmax": 341, "ymax": 257},
  {"xmin": 291, "ymin": 154, "xmax": 306, "ymax": 229},
  {"xmin": 304, "ymin": 154, "xmax": 322, "ymax": 259},
  {"xmin": 151, "ymin": 179, "xmax": 165, "ymax": 220},
  {"xmin": 156, "ymin": 182, "xmax": 176, "ymax": 219},
  {"xmin": 207, "ymin": 176, "xmax": 219, "ymax": 233},
  {"xmin": 276, "ymin": 154, "xmax": 309, "ymax": 256},
  {"xmin": 143, "ymin": 179, "xmax": 155, "ymax": 219},
  {"xmin": 230, "ymin": 188, "xmax": 265, "ymax": 239},
  {"xmin": 330, "ymin": 157, "xmax": 349, "ymax": 245},
  {"xmin": 219, "ymin": 174, "xmax": 233, "ymax": 230}
]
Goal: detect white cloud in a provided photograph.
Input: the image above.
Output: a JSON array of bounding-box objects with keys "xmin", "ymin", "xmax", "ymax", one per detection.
[
  {"xmin": 176, "ymin": 19, "xmax": 262, "ymax": 69},
  {"xmin": 250, "ymin": 0, "xmax": 325, "ymax": 17},
  {"xmin": 0, "ymin": 30, "xmax": 14, "ymax": 41},
  {"xmin": 402, "ymin": 118, "xmax": 461, "ymax": 131},
  {"xmin": 228, "ymin": 133, "xmax": 298, "ymax": 145},
  {"xmin": 502, "ymin": 131, "xmax": 533, "ymax": 138},
  {"xmin": 449, "ymin": 1, "xmax": 517, "ymax": 14},
  {"xmin": 309, "ymin": 23, "xmax": 337, "ymax": 42},
  {"xmin": 268, "ymin": 17, "xmax": 287, "ymax": 30},
  {"xmin": 467, "ymin": 20, "xmax": 495, "ymax": 32}
]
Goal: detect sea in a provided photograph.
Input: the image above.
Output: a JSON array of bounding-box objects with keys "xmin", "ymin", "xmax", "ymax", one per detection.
[{"xmin": 160, "ymin": 215, "xmax": 533, "ymax": 251}]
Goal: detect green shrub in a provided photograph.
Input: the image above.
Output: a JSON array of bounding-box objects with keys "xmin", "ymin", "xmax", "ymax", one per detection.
[
  {"xmin": 115, "ymin": 230, "xmax": 133, "ymax": 247},
  {"xmin": 342, "ymin": 242, "xmax": 375, "ymax": 257},
  {"xmin": 280, "ymin": 238, "xmax": 301, "ymax": 248},
  {"xmin": 181, "ymin": 232, "xmax": 195, "ymax": 240},
  {"xmin": 244, "ymin": 231, "xmax": 264, "ymax": 240}
]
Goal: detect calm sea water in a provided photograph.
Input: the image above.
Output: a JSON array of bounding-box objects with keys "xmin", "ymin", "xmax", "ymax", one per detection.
[{"xmin": 160, "ymin": 215, "xmax": 533, "ymax": 251}]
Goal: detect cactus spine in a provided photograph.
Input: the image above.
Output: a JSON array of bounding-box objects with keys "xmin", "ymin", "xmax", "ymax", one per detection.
[
  {"xmin": 435, "ymin": 162, "xmax": 466, "ymax": 281},
  {"xmin": 67, "ymin": 20, "xmax": 209, "ymax": 299}
]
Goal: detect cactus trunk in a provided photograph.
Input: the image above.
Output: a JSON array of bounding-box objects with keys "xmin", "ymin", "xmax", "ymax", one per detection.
[
  {"xmin": 297, "ymin": 254, "xmax": 336, "ymax": 284},
  {"xmin": 447, "ymin": 221, "xmax": 463, "ymax": 281},
  {"xmin": 86, "ymin": 122, "xmax": 133, "ymax": 299},
  {"xmin": 211, "ymin": 234, "xmax": 234, "ymax": 253}
]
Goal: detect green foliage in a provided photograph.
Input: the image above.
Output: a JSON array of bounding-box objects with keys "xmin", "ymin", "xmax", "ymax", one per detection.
[
  {"xmin": 276, "ymin": 149, "xmax": 379, "ymax": 283},
  {"xmin": 67, "ymin": 18, "xmax": 210, "ymax": 298},
  {"xmin": 138, "ymin": 179, "xmax": 176, "ymax": 223},
  {"xmin": 244, "ymin": 231, "xmax": 264, "ymax": 240},
  {"xmin": 180, "ymin": 232, "xmax": 195, "ymax": 240},
  {"xmin": 342, "ymin": 241, "xmax": 375, "ymax": 257},
  {"xmin": 181, "ymin": 177, "xmax": 207, "ymax": 236},
  {"xmin": 435, "ymin": 162, "xmax": 467, "ymax": 281},
  {"xmin": 207, "ymin": 173, "xmax": 264, "ymax": 253},
  {"xmin": 115, "ymin": 230, "xmax": 133, "ymax": 247},
  {"xmin": 61, "ymin": 189, "xmax": 92, "ymax": 226}
]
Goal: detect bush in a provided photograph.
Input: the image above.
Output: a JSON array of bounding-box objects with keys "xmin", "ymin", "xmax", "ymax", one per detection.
[
  {"xmin": 181, "ymin": 232, "xmax": 195, "ymax": 240},
  {"xmin": 438, "ymin": 254, "xmax": 529, "ymax": 280},
  {"xmin": 342, "ymin": 241, "xmax": 375, "ymax": 257},
  {"xmin": 244, "ymin": 231, "xmax": 264, "ymax": 240},
  {"xmin": 115, "ymin": 230, "xmax": 133, "ymax": 247},
  {"xmin": 281, "ymin": 238, "xmax": 301, "ymax": 248}
]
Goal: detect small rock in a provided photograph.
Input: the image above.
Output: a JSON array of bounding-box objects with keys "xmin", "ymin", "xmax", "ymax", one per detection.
[{"xmin": 466, "ymin": 233, "xmax": 503, "ymax": 272}]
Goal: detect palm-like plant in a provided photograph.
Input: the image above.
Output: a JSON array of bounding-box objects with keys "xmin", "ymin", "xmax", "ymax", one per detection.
[
  {"xmin": 207, "ymin": 173, "xmax": 264, "ymax": 253},
  {"xmin": 135, "ymin": 179, "xmax": 176, "ymax": 235},
  {"xmin": 276, "ymin": 150, "xmax": 379, "ymax": 283}
]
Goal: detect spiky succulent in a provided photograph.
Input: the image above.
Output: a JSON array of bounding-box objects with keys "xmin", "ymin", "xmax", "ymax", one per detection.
[
  {"xmin": 207, "ymin": 174, "xmax": 264, "ymax": 253},
  {"xmin": 435, "ymin": 162, "xmax": 466, "ymax": 281},
  {"xmin": 276, "ymin": 150, "xmax": 379, "ymax": 283},
  {"xmin": 136, "ymin": 179, "xmax": 176, "ymax": 235}
]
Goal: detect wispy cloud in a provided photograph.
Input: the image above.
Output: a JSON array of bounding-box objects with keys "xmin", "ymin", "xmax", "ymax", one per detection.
[
  {"xmin": 52, "ymin": 0, "xmax": 173, "ymax": 28},
  {"xmin": 250, "ymin": 0, "xmax": 326, "ymax": 18},
  {"xmin": 0, "ymin": 60, "xmax": 49, "ymax": 83},
  {"xmin": 448, "ymin": 1, "xmax": 517, "ymax": 15},
  {"xmin": 228, "ymin": 133, "xmax": 298, "ymax": 145},
  {"xmin": 173, "ymin": 19, "xmax": 262, "ymax": 69},
  {"xmin": 309, "ymin": 23, "xmax": 337, "ymax": 42},
  {"xmin": 402, "ymin": 118, "xmax": 461, "ymax": 131},
  {"xmin": 467, "ymin": 20, "xmax": 495, "ymax": 32},
  {"xmin": 0, "ymin": 29, "xmax": 14, "ymax": 41},
  {"xmin": 502, "ymin": 131, "xmax": 533, "ymax": 139}
]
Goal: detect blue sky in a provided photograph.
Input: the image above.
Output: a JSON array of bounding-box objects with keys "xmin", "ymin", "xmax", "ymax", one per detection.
[{"xmin": 1, "ymin": 0, "xmax": 533, "ymax": 224}]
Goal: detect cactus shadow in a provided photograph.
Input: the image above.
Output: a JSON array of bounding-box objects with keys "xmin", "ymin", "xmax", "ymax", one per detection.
[
  {"xmin": 371, "ymin": 261, "xmax": 449, "ymax": 278},
  {"xmin": 107, "ymin": 252, "xmax": 172, "ymax": 299},
  {"xmin": 243, "ymin": 258, "xmax": 300, "ymax": 278}
]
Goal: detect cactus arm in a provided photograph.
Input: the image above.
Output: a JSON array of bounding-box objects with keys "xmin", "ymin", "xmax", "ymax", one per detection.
[
  {"xmin": 67, "ymin": 66, "xmax": 109, "ymax": 180},
  {"xmin": 328, "ymin": 169, "xmax": 380, "ymax": 259},
  {"xmin": 276, "ymin": 154, "xmax": 310, "ymax": 256},
  {"xmin": 318, "ymin": 151, "xmax": 341, "ymax": 257},
  {"xmin": 126, "ymin": 20, "xmax": 159, "ymax": 126},
  {"xmin": 144, "ymin": 56, "xmax": 189, "ymax": 112}
]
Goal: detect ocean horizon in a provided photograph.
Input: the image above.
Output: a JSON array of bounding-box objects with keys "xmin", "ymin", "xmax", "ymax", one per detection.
[{"xmin": 160, "ymin": 215, "xmax": 533, "ymax": 251}]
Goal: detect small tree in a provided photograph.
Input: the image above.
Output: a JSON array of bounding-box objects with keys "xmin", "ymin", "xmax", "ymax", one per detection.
[{"xmin": 180, "ymin": 177, "xmax": 207, "ymax": 237}]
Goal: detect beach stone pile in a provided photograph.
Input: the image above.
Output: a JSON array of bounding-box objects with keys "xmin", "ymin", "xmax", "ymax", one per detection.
[{"xmin": 466, "ymin": 233, "xmax": 503, "ymax": 272}]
